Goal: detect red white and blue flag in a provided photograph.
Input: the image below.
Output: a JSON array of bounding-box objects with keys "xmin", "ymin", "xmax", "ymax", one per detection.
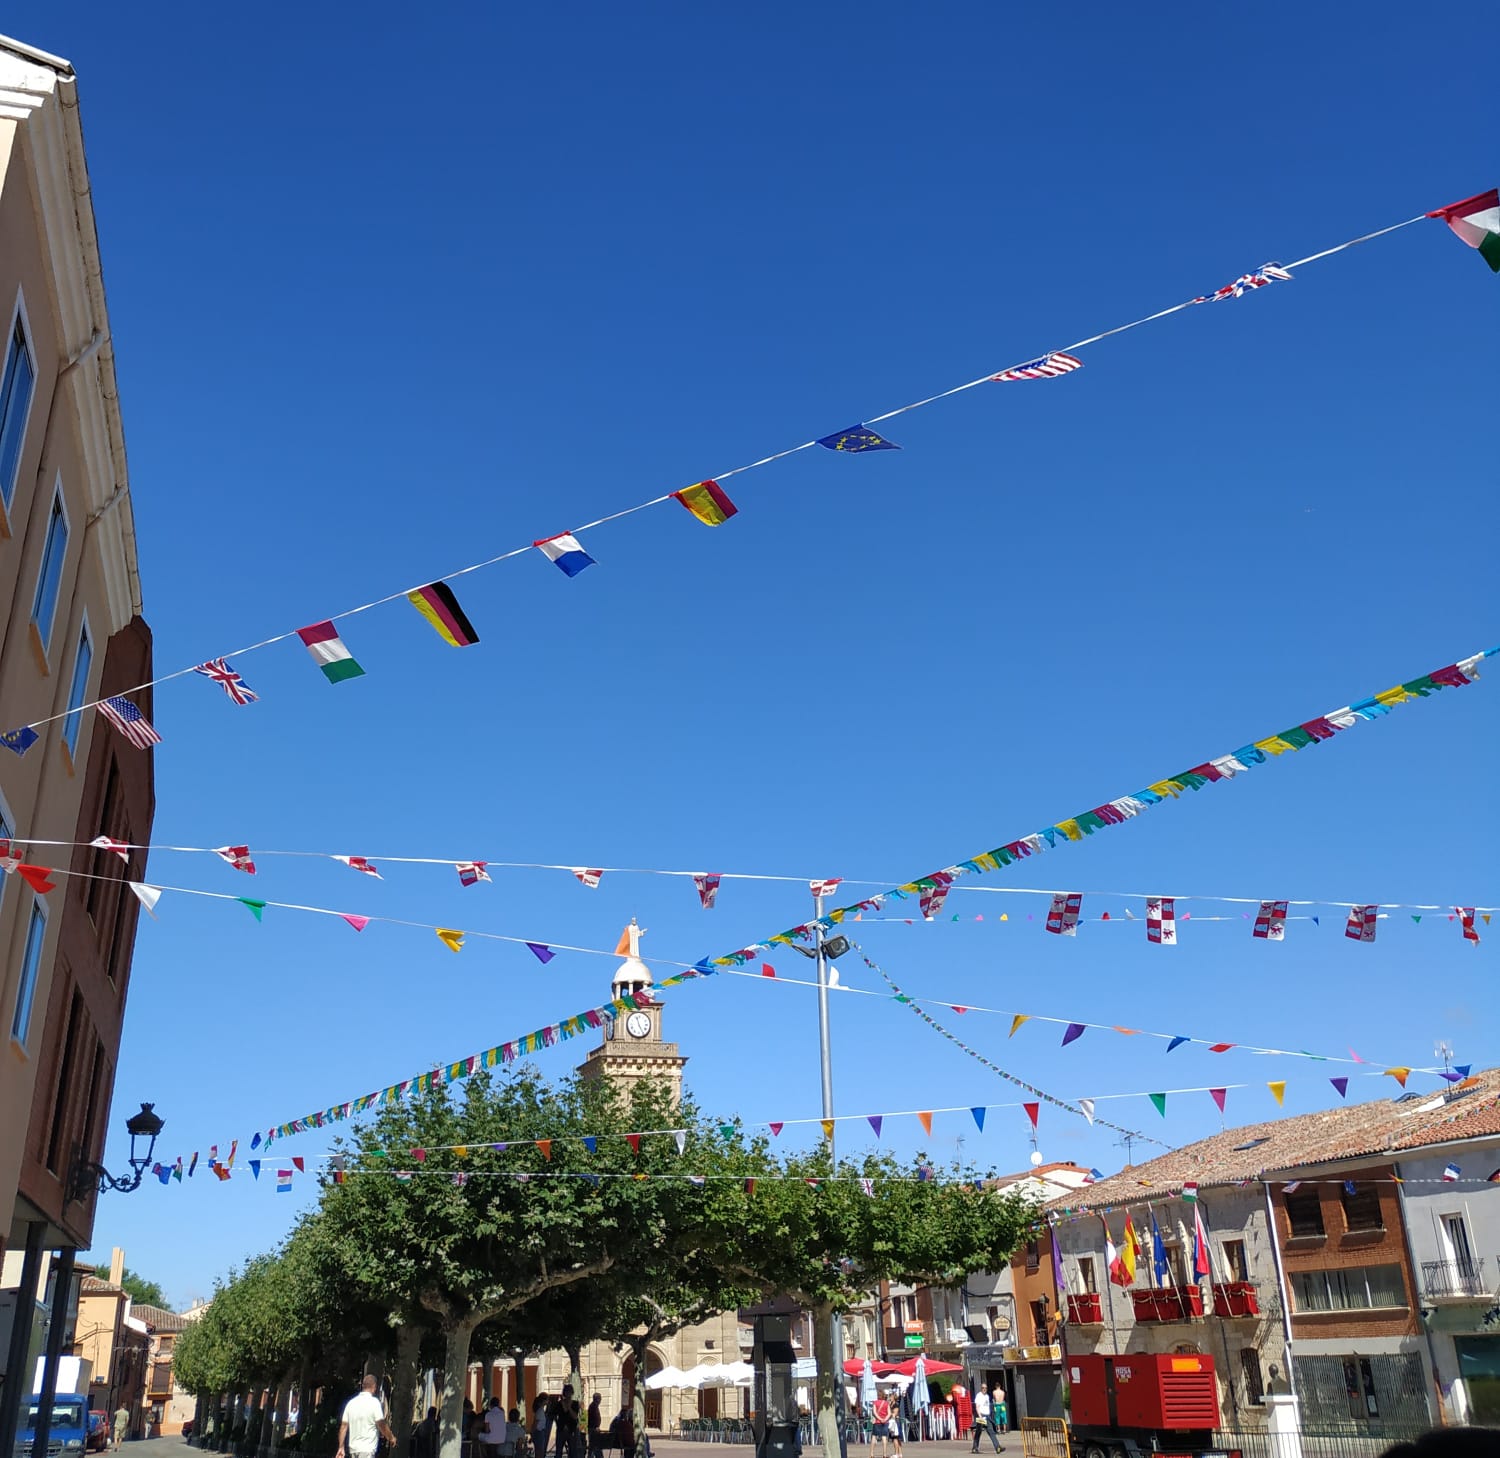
[
  {"xmin": 456, "ymin": 861, "xmax": 491, "ymax": 887},
  {"xmin": 1253, "ymin": 900, "xmax": 1288, "ymax": 941},
  {"xmin": 1046, "ymin": 892, "xmax": 1083, "ymax": 936},
  {"xmin": 194, "ymin": 658, "xmax": 258, "ymax": 705},
  {"xmin": 1345, "ymin": 905, "xmax": 1378, "ymax": 943},
  {"xmin": 991, "ymin": 352, "xmax": 1083, "ymax": 381},
  {"xmin": 1201, "ymin": 264, "xmax": 1293, "ymax": 302},
  {"xmin": 98, "ymin": 696, "xmax": 161, "ymax": 750}
]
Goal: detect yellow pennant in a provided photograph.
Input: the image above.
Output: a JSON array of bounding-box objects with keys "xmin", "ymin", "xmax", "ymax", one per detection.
[
  {"xmin": 1384, "ymin": 1066, "xmax": 1411, "ymax": 1087},
  {"xmin": 820, "ymin": 1119, "xmax": 835, "ymax": 1141},
  {"xmin": 1009, "ymin": 1014, "xmax": 1030, "ymax": 1038},
  {"xmin": 1267, "ymin": 1081, "xmax": 1286, "ymax": 1106},
  {"xmin": 436, "ymin": 927, "xmax": 465, "ymax": 953}
]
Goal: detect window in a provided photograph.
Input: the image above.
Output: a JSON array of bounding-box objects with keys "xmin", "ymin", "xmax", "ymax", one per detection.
[
  {"xmin": 63, "ymin": 617, "xmax": 92, "ymax": 757},
  {"xmin": 1285, "ymin": 1188, "xmax": 1325, "ymax": 1237},
  {"xmin": 1025, "ymin": 1240, "xmax": 1040, "ymax": 1273},
  {"xmin": 30, "ymin": 484, "xmax": 69, "ymax": 651},
  {"xmin": 0, "ymin": 306, "xmax": 36, "ymax": 509},
  {"xmin": 1222, "ymin": 1239, "xmax": 1249, "ymax": 1282},
  {"xmin": 46, "ymin": 989, "xmax": 84, "ymax": 1172},
  {"xmin": 1241, "ymin": 1347, "xmax": 1265, "ymax": 1405},
  {"xmin": 1077, "ymin": 1257, "xmax": 1097, "ymax": 1292},
  {"xmin": 1343, "ymin": 1357, "xmax": 1379, "ymax": 1419},
  {"xmin": 1340, "ymin": 1183, "xmax": 1384, "ymax": 1233},
  {"xmin": 1029, "ymin": 1299, "xmax": 1049, "ymax": 1343},
  {"xmin": 1165, "ymin": 1242, "xmax": 1189, "ymax": 1287},
  {"xmin": 1292, "ymin": 1264, "xmax": 1406, "ymax": 1312},
  {"xmin": 11, "ymin": 899, "xmax": 48, "ymax": 1045}
]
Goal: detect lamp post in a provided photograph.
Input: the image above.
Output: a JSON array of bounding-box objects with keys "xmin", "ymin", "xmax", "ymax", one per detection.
[{"xmin": 67, "ymin": 1101, "xmax": 164, "ymax": 1203}]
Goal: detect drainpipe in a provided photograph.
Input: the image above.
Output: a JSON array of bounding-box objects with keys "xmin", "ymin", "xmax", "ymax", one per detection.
[
  {"xmin": 1259, "ymin": 1180, "xmax": 1297, "ymax": 1393},
  {"xmin": 1392, "ymin": 1160, "xmax": 1449, "ymax": 1425}
]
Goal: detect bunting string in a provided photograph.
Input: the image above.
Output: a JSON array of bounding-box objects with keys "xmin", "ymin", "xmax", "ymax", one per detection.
[{"xmin": 7, "ymin": 199, "xmax": 1474, "ymax": 745}]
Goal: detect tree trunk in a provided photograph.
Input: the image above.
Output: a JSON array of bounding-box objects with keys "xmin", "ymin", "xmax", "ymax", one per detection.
[
  {"xmin": 563, "ymin": 1343, "xmax": 582, "ymax": 1400},
  {"xmin": 513, "ymin": 1353, "xmax": 527, "ymax": 1414},
  {"xmin": 269, "ymin": 1375, "xmax": 293, "ymax": 1454},
  {"xmin": 811, "ymin": 1304, "xmax": 843, "ymax": 1458},
  {"xmin": 438, "ymin": 1317, "xmax": 480, "ymax": 1458},
  {"xmin": 390, "ymin": 1321, "xmax": 423, "ymax": 1454}
]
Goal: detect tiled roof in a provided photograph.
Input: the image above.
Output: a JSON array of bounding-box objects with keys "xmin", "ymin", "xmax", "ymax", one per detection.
[
  {"xmin": 132, "ymin": 1304, "xmax": 189, "ymax": 1333},
  {"xmin": 1048, "ymin": 1068, "xmax": 1500, "ymax": 1209},
  {"xmin": 80, "ymin": 1276, "xmax": 126, "ymax": 1296}
]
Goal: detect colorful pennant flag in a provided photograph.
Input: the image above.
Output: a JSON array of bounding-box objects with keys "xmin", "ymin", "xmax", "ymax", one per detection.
[
  {"xmin": 867, "ymin": 1115, "xmax": 883, "ymax": 1137},
  {"xmin": 1061, "ymin": 1022, "xmax": 1086, "ymax": 1047},
  {"xmin": 436, "ymin": 928, "xmax": 465, "ymax": 953},
  {"xmin": 625, "ymin": 1134, "xmax": 642, "ymax": 1154},
  {"xmin": 1146, "ymin": 896, "xmax": 1176, "ymax": 946},
  {"xmin": 1268, "ymin": 1081, "xmax": 1287, "ymax": 1106},
  {"xmin": 919, "ymin": 882, "xmax": 951, "ymax": 920},
  {"xmin": 276, "ymin": 1170, "xmax": 292, "ymax": 1192},
  {"xmin": 816, "ymin": 425, "xmax": 900, "ymax": 452},
  {"xmin": 1427, "ymin": 188, "xmax": 1500, "ymax": 272},
  {"xmin": 407, "ymin": 581, "xmax": 479, "ymax": 647},
  {"xmin": 1205, "ymin": 264, "xmax": 1293, "ymax": 301},
  {"xmin": 1167, "ymin": 1035, "xmax": 1190, "ymax": 1053},
  {"xmin": 1009, "ymin": 1014, "xmax": 1030, "ymax": 1037},
  {"xmin": 237, "ymin": 898, "xmax": 266, "ymax": 922},
  {"xmin": 1045, "ymin": 892, "xmax": 1083, "ymax": 936},
  {"xmin": 1330, "ymin": 1077, "xmax": 1349, "ymax": 1098},
  {"xmin": 1193, "ymin": 1205, "xmax": 1210, "ymax": 1277},
  {"xmin": 1023, "ymin": 1102, "xmax": 1040, "ymax": 1130},
  {"xmin": 1456, "ymin": 907, "xmax": 1480, "ymax": 945},
  {"xmin": 216, "ymin": 845, "xmax": 256, "ymax": 874},
  {"xmin": 341, "ymin": 913, "xmax": 370, "ymax": 932},
  {"xmin": 673, "ymin": 480, "xmax": 739, "ymax": 526},
  {"xmin": 1182, "ymin": 1182, "xmax": 1198, "ymax": 1203},
  {"xmin": 1345, "ymin": 905, "xmax": 1378, "ymax": 942},
  {"xmin": 1253, "ymin": 900, "xmax": 1288, "ymax": 941},
  {"xmin": 693, "ymin": 873, "xmax": 721, "ymax": 909},
  {"xmin": 1442, "ymin": 1163, "xmax": 1462, "ymax": 1182},
  {"xmin": 533, "ymin": 532, "xmax": 595, "ymax": 577},
  {"xmin": 970, "ymin": 1107, "xmax": 986, "ymax": 1132},
  {"xmin": 333, "ymin": 856, "xmax": 382, "ymax": 878},
  {"xmin": 536, "ymin": 1139, "xmax": 553, "ymax": 1161},
  {"xmin": 1078, "ymin": 1098, "xmax": 1095, "ymax": 1126},
  {"xmin": 1384, "ymin": 1066, "xmax": 1411, "ymax": 1088},
  {"xmin": 1148, "ymin": 1093, "xmax": 1167, "ymax": 1117},
  {"xmin": 297, "ymin": 621, "xmax": 364, "ymax": 683},
  {"xmin": 17, "ymin": 865, "xmax": 56, "ymax": 894},
  {"xmin": 193, "ymin": 658, "xmax": 258, "ymax": 705},
  {"xmin": 0, "ymin": 725, "xmax": 39, "ymax": 757},
  {"xmin": 99, "ymin": 696, "xmax": 161, "ymax": 749},
  {"xmin": 991, "ymin": 352, "xmax": 1083, "ymax": 381},
  {"xmin": 90, "ymin": 836, "xmax": 131, "ymax": 864},
  {"xmin": 526, "ymin": 942, "xmax": 555, "ymax": 964},
  {"xmin": 456, "ymin": 861, "xmax": 490, "ymax": 887},
  {"xmin": 917, "ymin": 1111, "xmax": 933, "ymax": 1135},
  {"xmin": 820, "ymin": 1119, "xmax": 835, "ymax": 1141},
  {"xmin": 810, "ymin": 878, "xmax": 842, "ymax": 899},
  {"xmin": 574, "ymin": 868, "xmax": 604, "ymax": 888}
]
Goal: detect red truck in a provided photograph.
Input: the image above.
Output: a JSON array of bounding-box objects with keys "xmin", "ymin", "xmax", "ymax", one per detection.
[{"xmin": 1065, "ymin": 1352, "xmax": 1242, "ymax": 1458}]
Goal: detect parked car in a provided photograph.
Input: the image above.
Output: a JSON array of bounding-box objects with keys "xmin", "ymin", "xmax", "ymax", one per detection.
[{"xmin": 88, "ymin": 1411, "xmax": 110, "ymax": 1451}]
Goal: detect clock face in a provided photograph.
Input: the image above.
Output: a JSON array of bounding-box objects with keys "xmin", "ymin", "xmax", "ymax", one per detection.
[{"xmin": 625, "ymin": 1011, "xmax": 652, "ymax": 1039}]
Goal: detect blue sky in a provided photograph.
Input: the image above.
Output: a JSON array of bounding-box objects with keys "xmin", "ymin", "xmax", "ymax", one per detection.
[{"xmin": 7, "ymin": 4, "xmax": 1494, "ymax": 1305}]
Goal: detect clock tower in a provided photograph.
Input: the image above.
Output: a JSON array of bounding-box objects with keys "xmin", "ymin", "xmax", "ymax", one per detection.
[{"xmin": 576, "ymin": 921, "xmax": 687, "ymax": 1103}]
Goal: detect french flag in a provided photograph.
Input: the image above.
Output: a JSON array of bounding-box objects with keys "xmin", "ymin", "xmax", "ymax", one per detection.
[{"xmin": 534, "ymin": 532, "xmax": 595, "ymax": 577}]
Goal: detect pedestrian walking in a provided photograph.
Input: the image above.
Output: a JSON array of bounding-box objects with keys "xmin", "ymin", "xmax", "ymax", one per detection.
[
  {"xmin": 586, "ymin": 1395, "xmax": 604, "ymax": 1458},
  {"xmin": 550, "ymin": 1388, "xmax": 576, "ymax": 1458},
  {"xmin": 113, "ymin": 1405, "xmax": 130, "ymax": 1452},
  {"xmin": 969, "ymin": 1388, "xmax": 990, "ymax": 1453},
  {"xmin": 415, "ymin": 1407, "xmax": 440, "ymax": 1458},
  {"xmin": 868, "ymin": 1395, "xmax": 892, "ymax": 1458},
  {"xmin": 532, "ymin": 1395, "xmax": 551, "ymax": 1457},
  {"xmin": 337, "ymin": 1377, "xmax": 396, "ymax": 1458}
]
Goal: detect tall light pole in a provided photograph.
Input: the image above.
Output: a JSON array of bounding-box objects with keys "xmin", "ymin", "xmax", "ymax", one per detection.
[{"xmin": 813, "ymin": 890, "xmax": 836, "ymax": 1159}]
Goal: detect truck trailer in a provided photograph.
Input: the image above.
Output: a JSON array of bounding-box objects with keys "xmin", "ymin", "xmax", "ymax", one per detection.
[{"xmin": 1065, "ymin": 1352, "xmax": 1242, "ymax": 1458}]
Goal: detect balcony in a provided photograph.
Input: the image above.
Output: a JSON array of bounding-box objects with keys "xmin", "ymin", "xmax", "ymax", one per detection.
[
  {"xmin": 1422, "ymin": 1257, "xmax": 1490, "ymax": 1301},
  {"xmin": 1131, "ymin": 1286, "xmax": 1205, "ymax": 1322},
  {"xmin": 1210, "ymin": 1281, "xmax": 1262, "ymax": 1318},
  {"xmin": 1066, "ymin": 1292, "xmax": 1104, "ymax": 1325}
]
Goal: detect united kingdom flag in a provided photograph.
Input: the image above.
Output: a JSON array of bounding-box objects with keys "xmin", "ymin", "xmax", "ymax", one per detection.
[{"xmin": 194, "ymin": 658, "xmax": 258, "ymax": 705}]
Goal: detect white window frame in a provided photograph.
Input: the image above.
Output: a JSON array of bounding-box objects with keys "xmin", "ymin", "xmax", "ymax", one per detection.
[
  {"xmin": 0, "ymin": 287, "xmax": 37, "ymax": 516},
  {"xmin": 11, "ymin": 895, "xmax": 49, "ymax": 1047},
  {"xmin": 62, "ymin": 610, "xmax": 93, "ymax": 759},
  {"xmin": 29, "ymin": 473, "xmax": 70, "ymax": 656}
]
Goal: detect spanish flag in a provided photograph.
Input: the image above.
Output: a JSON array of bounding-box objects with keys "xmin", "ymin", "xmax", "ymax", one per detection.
[
  {"xmin": 408, "ymin": 581, "xmax": 479, "ymax": 647},
  {"xmin": 673, "ymin": 479, "xmax": 738, "ymax": 526}
]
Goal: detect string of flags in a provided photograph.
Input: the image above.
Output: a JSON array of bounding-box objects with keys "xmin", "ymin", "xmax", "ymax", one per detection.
[{"xmin": 3, "ymin": 193, "xmax": 1492, "ymax": 758}]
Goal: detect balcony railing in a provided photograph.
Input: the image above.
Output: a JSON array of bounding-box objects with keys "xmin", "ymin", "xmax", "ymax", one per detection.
[{"xmin": 1422, "ymin": 1256, "xmax": 1489, "ymax": 1300}]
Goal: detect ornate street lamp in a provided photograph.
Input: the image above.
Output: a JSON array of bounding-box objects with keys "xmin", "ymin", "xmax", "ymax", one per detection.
[{"xmin": 68, "ymin": 1102, "xmax": 164, "ymax": 1203}]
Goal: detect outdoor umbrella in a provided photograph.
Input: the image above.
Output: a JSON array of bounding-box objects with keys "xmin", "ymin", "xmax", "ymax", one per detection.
[
  {"xmin": 910, "ymin": 1355, "xmax": 930, "ymax": 1411},
  {"xmin": 645, "ymin": 1367, "xmax": 690, "ymax": 1390},
  {"xmin": 859, "ymin": 1358, "xmax": 877, "ymax": 1408},
  {"xmin": 891, "ymin": 1356, "xmax": 961, "ymax": 1377}
]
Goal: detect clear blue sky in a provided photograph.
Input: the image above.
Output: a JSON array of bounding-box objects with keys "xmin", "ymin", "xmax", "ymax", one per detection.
[{"xmin": 8, "ymin": 4, "xmax": 1494, "ymax": 1305}]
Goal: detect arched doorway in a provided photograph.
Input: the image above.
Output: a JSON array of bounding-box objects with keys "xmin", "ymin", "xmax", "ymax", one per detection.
[{"xmin": 621, "ymin": 1351, "xmax": 665, "ymax": 1432}]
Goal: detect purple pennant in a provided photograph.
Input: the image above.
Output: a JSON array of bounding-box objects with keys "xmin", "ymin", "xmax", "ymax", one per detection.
[
  {"xmin": 526, "ymin": 942, "xmax": 555, "ymax": 963},
  {"xmin": 1330, "ymin": 1077, "xmax": 1349, "ymax": 1099},
  {"xmin": 868, "ymin": 1115, "xmax": 883, "ymax": 1137},
  {"xmin": 1061, "ymin": 1022, "xmax": 1087, "ymax": 1046}
]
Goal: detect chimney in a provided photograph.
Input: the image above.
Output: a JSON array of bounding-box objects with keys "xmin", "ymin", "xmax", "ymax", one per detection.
[{"xmin": 108, "ymin": 1248, "xmax": 125, "ymax": 1288}]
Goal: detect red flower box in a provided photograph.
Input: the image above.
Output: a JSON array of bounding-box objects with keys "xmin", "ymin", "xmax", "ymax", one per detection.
[{"xmin": 1067, "ymin": 1292, "xmax": 1104, "ymax": 1324}]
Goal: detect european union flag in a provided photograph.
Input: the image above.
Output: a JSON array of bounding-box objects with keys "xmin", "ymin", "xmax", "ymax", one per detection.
[
  {"xmin": 816, "ymin": 424, "xmax": 900, "ymax": 453},
  {"xmin": 1, "ymin": 725, "xmax": 38, "ymax": 757}
]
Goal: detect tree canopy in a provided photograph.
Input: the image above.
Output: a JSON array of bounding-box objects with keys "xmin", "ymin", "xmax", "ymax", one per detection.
[
  {"xmin": 176, "ymin": 1066, "xmax": 1037, "ymax": 1458},
  {"xmin": 119, "ymin": 1268, "xmax": 169, "ymax": 1309}
]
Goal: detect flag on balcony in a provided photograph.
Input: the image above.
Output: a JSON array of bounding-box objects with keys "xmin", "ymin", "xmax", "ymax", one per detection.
[
  {"xmin": 1150, "ymin": 1213, "xmax": 1170, "ymax": 1286},
  {"xmin": 1193, "ymin": 1205, "xmax": 1210, "ymax": 1278}
]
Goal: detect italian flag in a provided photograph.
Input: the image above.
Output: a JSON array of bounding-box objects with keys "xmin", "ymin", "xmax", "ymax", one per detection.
[{"xmin": 1428, "ymin": 188, "xmax": 1500, "ymax": 272}]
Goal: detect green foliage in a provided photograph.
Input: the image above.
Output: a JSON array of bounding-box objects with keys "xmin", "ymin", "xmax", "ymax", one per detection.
[{"xmin": 119, "ymin": 1269, "xmax": 169, "ymax": 1309}]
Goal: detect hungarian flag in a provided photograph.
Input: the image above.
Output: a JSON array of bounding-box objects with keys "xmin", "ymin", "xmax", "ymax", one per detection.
[{"xmin": 1428, "ymin": 189, "xmax": 1500, "ymax": 272}]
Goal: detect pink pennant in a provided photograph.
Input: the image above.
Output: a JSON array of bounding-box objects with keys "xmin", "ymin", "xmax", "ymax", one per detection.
[
  {"xmin": 340, "ymin": 913, "xmax": 371, "ymax": 932},
  {"xmin": 1209, "ymin": 1088, "xmax": 1227, "ymax": 1113},
  {"xmin": 768, "ymin": 1122, "xmax": 784, "ymax": 1137}
]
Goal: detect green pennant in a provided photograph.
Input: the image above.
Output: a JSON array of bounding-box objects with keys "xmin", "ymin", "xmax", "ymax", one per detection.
[
  {"xmin": 1149, "ymin": 1092, "xmax": 1168, "ymax": 1117},
  {"xmin": 237, "ymin": 898, "xmax": 266, "ymax": 921},
  {"xmin": 1412, "ymin": 915, "xmax": 1422, "ymax": 923},
  {"xmin": 718, "ymin": 1123, "xmax": 736, "ymax": 1141}
]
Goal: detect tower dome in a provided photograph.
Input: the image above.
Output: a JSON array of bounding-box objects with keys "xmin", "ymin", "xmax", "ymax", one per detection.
[{"xmin": 611, "ymin": 920, "xmax": 653, "ymax": 1001}]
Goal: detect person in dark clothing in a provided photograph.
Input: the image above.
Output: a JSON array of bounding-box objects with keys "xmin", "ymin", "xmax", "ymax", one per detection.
[{"xmin": 415, "ymin": 1408, "xmax": 440, "ymax": 1458}]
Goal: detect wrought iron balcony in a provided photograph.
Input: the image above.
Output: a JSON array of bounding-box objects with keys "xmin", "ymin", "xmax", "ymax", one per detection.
[{"xmin": 1422, "ymin": 1256, "xmax": 1489, "ymax": 1300}]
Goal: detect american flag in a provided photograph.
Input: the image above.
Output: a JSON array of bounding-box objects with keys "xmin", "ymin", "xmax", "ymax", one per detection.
[
  {"xmin": 98, "ymin": 696, "xmax": 161, "ymax": 750},
  {"xmin": 193, "ymin": 658, "xmax": 258, "ymax": 705},
  {"xmin": 991, "ymin": 351, "xmax": 1084, "ymax": 381}
]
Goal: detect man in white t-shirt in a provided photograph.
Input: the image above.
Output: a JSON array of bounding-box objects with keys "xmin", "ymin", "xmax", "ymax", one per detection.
[
  {"xmin": 338, "ymin": 1376, "xmax": 395, "ymax": 1458},
  {"xmin": 481, "ymin": 1398, "xmax": 508, "ymax": 1456},
  {"xmin": 969, "ymin": 1389, "xmax": 990, "ymax": 1453}
]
